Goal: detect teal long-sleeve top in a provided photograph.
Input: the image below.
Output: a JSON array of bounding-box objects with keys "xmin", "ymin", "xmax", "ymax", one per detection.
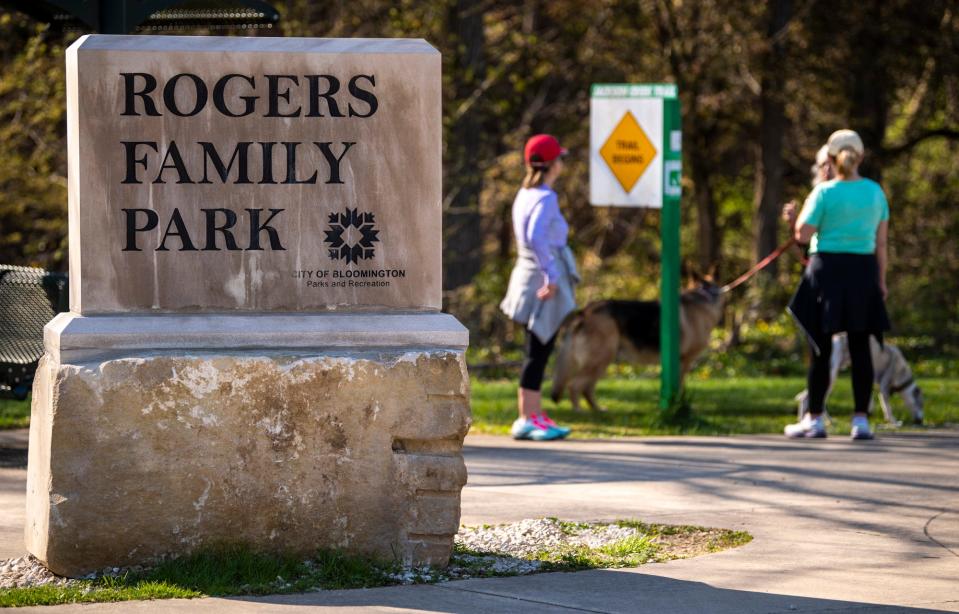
[{"xmin": 797, "ymin": 178, "xmax": 889, "ymax": 254}]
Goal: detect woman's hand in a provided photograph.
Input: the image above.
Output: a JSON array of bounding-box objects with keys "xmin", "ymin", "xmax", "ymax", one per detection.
[
  {"xmin": 876, "ymin": 220, "xmax": 888, "ymax": 301},
  {"xmin": 782, "ymin": 200, "xmax": 799, "ymax": 229},
  {"xmin": 537, "ymin": 282, "xmax": 558, "ymax": 300}
]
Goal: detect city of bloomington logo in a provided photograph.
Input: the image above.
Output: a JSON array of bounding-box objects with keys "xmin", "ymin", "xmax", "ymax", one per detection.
[{"xmin": 324, "ymin": 208, "xmax": 380, "ymax": 264}]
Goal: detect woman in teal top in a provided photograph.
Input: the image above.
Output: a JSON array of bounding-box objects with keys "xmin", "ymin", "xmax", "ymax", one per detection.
[{"xmin": 786, "ymin": 129, "xmax": 891, "ymax": 440}]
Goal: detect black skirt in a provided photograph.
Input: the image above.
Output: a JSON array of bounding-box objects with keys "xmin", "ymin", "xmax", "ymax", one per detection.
[{"xmin": 788, "ymin": 252, "xmax": 891, "ymax": 355}]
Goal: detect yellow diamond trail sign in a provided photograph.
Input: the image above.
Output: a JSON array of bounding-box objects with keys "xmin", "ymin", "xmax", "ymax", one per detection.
[
  {"xmin": 599, "ymin": 111, "xmax": 657, "ymax": 193},
  {"xmin": 590, "ymin": 83, "xmax": 680, "ymax": 208}
]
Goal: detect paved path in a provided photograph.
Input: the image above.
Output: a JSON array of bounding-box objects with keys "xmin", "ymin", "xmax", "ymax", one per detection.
[
  {"xmin": 1, "ymin": 429, "xmax": 957, "ymax": 612},
  {"xmin": 0, "ymin": 428, "xmax": 27, "ymax": 561}
]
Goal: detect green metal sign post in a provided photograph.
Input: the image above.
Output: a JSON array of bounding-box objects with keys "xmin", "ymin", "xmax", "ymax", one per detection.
[
  {"xmin": 589, "ymin": 84, "xmax": 681, "ymax": 410},
  {"xmin": 659, "ymin": 95, "xmax": 682, "ymax": 409}
]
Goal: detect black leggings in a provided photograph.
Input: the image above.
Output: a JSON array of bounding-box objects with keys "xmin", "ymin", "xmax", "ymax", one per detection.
[
  {"xmin": 808, "ymin": 331, "xmax": 873, "ymax": 415},
  {"xmin": 519, "ymin": 329, "xmax": 557, "ymax": 391}
]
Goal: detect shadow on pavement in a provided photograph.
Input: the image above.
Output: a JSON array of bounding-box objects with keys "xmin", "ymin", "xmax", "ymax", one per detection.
[
  {"xmin": 463, "ymin": 433, "xmax": 959, "ymax": 554},
  {"xmin": 0, "ymin": 429, "xmax": 28, "ymax": 469},
  {"xmin": 234, "ymin": 570, "xmax": 956, "ymax": 613},
  {"xmin": 0, "ymin": 447, "xmax": 27, "ymax": 469},
  {"xmin": 463, "ymin": 434, "xmax": 959, "ymax": 495},
  {"xmin": 463, "ymin": 439, "xmax": 959, "ymax": 497}
]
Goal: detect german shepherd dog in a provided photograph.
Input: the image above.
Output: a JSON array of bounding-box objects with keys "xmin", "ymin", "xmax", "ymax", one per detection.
[{"xmin": 551, "ymin": 278, "xmax": 726, "ymax": 412}]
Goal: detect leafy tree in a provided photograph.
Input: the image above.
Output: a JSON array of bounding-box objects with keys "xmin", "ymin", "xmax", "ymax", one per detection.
[
  {"xmin": 0, "ymin": 1, "xmax": 956, "ymax": 352},
  {"xmin": 0, "ymin": 16, "xmax": 74, "ymax": 270}
]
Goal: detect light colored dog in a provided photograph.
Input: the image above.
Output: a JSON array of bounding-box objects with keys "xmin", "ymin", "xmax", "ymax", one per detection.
[
  {"xmin": 795, "ymin": 333, "xmax": 924, "ymax": 426},
  {"xmin": 551, "ymin": 279, "xmax": 725, "ymax": 413}
]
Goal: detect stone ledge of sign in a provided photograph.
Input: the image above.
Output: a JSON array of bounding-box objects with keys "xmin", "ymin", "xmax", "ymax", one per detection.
[
  {"xmin": 44, "ymin": 312, "xmax": 468, "ymax": 361},
  {"xmin": 77, "ymin": 35, "xmax": 438, "ymax": 55}
]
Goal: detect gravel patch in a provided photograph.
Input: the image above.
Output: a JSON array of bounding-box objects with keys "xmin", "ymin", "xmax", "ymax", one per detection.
[
  {"xmin": 455, "ymin": 518, "xmax": 639, "ymax": 558},
  {"xmin": 0, "ymin": 518, "xmax": 744, "ymax": 590},
  {"xmin": 0, "ymin": 556, "xmax": 73, "ymax": 590},
  {"xmin": 443, "ymin": 517, "xmax": 650, "ymax": 578},
  {"xmin": 0, "ymin": 556, "xmax": 145, "ymax": 590}
]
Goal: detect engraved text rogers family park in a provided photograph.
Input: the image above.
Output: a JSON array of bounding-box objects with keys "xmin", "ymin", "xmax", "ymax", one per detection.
[{"xmin": 118, "ymin": 71, "xmax": 377, "ymax": 253}]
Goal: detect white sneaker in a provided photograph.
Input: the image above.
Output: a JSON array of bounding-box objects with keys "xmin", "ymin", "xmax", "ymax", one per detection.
[
  {"xmin": 785, "ymin": 413, "xmax": 827, "ymax": 438},
  {"xmin": 850, "ymin": 416, "xmax": 874, "ymax": 440}
]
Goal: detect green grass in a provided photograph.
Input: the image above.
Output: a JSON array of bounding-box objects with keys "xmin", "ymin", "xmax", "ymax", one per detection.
[
  {"xmin": 613, "ymin": 520, "xmax": 753, "ymax": 552},
  {"xmin": 0, "ymin": 545, "xmax": 400, "ymax": 608},
  {"xmin": 9, "ymin": 372, "xmax": 954, "ymax": 436},
  {"xmin": 0, "ymin": 579, "xmax": 199, "ymax": 608},
  {"xmin": 471, "ymin": 374, "xmax": 959, "ymax": 437},
  {"xmin": 0, "ymin": 398, "xmax": 30, "ymax": 429},
  {"xmin": 595, "ymin": 534, "xmax": 659, "ymax": 560},
  {"xmin": 140, "ymin": 545, "xmax": 392, "ymax": 594}
]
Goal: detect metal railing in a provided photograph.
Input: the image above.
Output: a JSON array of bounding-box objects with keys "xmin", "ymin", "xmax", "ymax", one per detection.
[{"xmin": 0, "ymin": 265, "xmax": 68, "ymax": 400}]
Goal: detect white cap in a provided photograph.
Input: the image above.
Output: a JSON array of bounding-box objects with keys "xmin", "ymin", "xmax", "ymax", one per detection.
[
  {"xmin": 815, "ymin": 144, "xmax": 830, "ymax": 166},
  {"xmin": 827, "ymin": 129, "xmax": 864, "ymax": 157}
]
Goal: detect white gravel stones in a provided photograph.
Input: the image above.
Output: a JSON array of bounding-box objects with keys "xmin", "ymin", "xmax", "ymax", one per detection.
[
  {"xmin": 388, "ymin": 566, "xmax": 437, "ymax": 584},
  {"xmin": 456, "ymin": 518, "xmax": 570, "ymax": 558},
  {"xmin": 448, "ymin": 553, "xmax": 543, "ymax": 577},
  {"xmin": 455, "ymin": 518, "xmax": 640, "ymax": 558},
  {"xmin": 0, "ymin": 555, "xmax": 73, "ymax": 589}
]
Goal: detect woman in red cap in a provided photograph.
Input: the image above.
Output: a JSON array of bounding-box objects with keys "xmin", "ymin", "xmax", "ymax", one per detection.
[{"xmin": 500, "ymin": 134, "xmax": 578, "ymax": 440}]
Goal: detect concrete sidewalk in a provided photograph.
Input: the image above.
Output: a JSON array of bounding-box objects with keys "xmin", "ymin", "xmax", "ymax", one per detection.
[
  {"xmin": 0, "ymin": 428, "xmax": 27, "ymax": 562},
  {"xmin": 1, "ymin": 429, "xmax": 957, "ymax": 612}
]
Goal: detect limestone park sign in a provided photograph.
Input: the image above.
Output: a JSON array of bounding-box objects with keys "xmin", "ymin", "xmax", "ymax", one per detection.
[
  {"xmin": 67, "ymin": 36, "xmax": 441, "ymax": 313},
  {"xmin": 27, "ymin": 36, "xmax": 470, "ymax": 577}
]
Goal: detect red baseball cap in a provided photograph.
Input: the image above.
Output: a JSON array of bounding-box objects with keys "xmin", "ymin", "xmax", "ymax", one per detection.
[{"xmin": 524, "ymin": 134, "xmax": 568, "ymax": 167}]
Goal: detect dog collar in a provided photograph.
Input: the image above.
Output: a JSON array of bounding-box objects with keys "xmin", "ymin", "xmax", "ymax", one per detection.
[
  {"xmin": 890, "ymin": 377, "xmax": 915, "ymax": 394},
  {"xmin": 692, "ymin": 287, "xmax": 718, "ymax": 301}
]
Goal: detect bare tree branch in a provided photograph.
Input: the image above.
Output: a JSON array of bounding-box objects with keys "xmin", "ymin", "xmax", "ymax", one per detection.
[{"xmin": 882, "ymin": 128, "xmax": 959, "ymax": 158}]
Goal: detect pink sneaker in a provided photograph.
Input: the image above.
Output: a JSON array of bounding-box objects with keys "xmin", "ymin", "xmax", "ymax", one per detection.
[{"xmin": 532, "ymin": 414, "xmax": 571, "ymax": 438}]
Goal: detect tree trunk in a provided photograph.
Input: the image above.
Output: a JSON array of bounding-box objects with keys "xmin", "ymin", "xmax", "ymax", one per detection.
[
  {"xmin": 754, "ymin": 0, "xmax": 791, "ymax": 276},
  {"xmin": 849, "ymin": 0, "xmax": 887, "ymax": 181},
  {"xmin": 690, "ymin": 132, "xmax": 720, "ymax": 273},
  {"xmin": 650, "ymin": 1, "xmax": 724, "ymax": 274},
  {"xmin": 443, "ymin": 0, "xmax": 486, "ymax": 289}
]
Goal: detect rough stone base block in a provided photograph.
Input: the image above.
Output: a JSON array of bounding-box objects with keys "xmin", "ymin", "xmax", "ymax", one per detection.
[{"xmin": 26, "ymin": 315, "xmax": 470, "ymax": 577}]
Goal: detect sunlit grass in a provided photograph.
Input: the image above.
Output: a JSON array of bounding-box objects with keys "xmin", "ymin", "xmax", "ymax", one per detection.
[
  {"xmin": 0, "ymin": 397, "xmax": 30, "ymax": 429},
  {"xmin": 470, "ymin": 375, "xmax": 958, "ymax": 437}
]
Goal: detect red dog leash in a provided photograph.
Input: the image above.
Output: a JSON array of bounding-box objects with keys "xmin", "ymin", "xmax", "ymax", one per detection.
[{"xmin": 720, "ymin": 237, "xmax": 798, "ymax": 294}]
